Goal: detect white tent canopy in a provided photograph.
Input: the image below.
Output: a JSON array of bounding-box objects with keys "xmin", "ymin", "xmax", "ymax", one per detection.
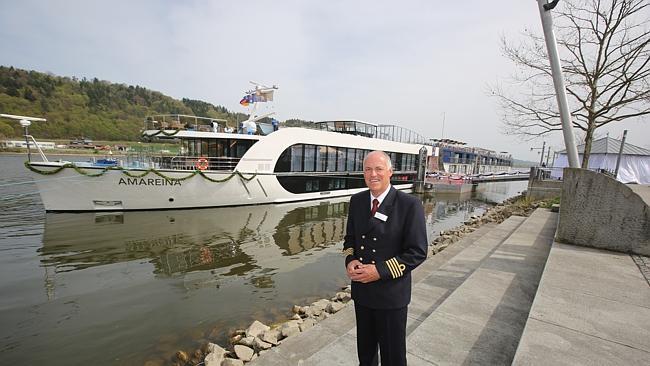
[{"xmin": 553, "ymin": 137, "xmax": 650, "ymax": 184}]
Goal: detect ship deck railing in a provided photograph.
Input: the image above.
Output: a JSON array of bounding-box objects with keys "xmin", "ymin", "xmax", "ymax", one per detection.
[{"xmin": 151, "ymin": 156, "xmax": 241, "ymax": 171}]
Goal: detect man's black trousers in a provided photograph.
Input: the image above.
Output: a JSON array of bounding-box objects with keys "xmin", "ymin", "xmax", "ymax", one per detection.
[{"xmin": 354, "ymin": 303, "xmax": 407, "ymax": 366}]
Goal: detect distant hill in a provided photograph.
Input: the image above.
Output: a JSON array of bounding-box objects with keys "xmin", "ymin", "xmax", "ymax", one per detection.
[
  {"xmin": 512, "ymin": 158, "xmax": 537, "ymax": 168},
  {"xmin": 0, "ymin": 66, "xmax": 254, "ymax": 140}
]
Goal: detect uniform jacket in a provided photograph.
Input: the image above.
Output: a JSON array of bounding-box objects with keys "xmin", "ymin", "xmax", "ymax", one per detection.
[{"xmin": 343, "ymin": 186, "xmax": 428, "ymax": 309}]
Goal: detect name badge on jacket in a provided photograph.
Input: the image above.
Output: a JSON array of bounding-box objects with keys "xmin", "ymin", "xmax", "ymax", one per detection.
[{"xmin": 374, "ymin": 212, "xmax": 388, "ymax": 222}]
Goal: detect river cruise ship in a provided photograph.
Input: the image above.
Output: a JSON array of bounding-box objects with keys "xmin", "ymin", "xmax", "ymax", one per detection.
[{"xmin": 24, "ymin": 114, "xmax": 432, "ymax": 211}]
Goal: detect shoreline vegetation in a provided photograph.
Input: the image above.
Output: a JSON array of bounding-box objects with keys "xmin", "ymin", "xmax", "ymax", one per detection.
[
  {"xmin": 0, "ymin": 140, "xmax": 178, "ymax": 157},
  {"xmin": 153, "ymin": 194, "xmax": 552, "ymax": 366}
]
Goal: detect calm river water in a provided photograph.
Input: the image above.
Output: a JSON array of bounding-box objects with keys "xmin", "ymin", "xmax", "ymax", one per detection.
[{"xmin": 0, "ymin": 153, "xmax": 527, "ymax": 365}]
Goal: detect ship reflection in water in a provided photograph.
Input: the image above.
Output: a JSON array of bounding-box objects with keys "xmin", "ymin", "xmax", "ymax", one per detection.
[{"xmin": 40, "ymin": 197, "xmax": 349, "ymax": 284}]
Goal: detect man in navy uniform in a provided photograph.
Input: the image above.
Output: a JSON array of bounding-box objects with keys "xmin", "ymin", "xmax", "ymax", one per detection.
[{"xmin": 343, "ymin": 150, "xmax": 428, "ymax": 366}]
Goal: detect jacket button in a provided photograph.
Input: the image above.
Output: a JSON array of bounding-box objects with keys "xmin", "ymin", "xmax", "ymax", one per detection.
[
  {"xmin": 359, "ymin": 257, "xmax": 363, "ymax": 261},
  {"xmin": 361, "ymin": 235, "xmax": 365, "ymax": 239},
  {"xmin": 360, "ymin": 246, "xmax": 364, "ymax": 250},
  {"xmin": 372, "ymin": 260, "xmax": 376, "ymax": 264},
  {"xmin": 372, "ymin": 249, "xmax": 376, "ymax": 253},
  {"xmin": 373, "ymin": 237, "xmax": 377, "ymax": 241}
]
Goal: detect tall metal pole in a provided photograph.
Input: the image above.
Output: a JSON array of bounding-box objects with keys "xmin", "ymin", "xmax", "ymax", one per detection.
[
  {"xmin": 539, "ymin": 141, "xmax": 546, "ymax": 166},
  {"xmin": 536, "ymin": 0, "xmax": 580, "ymax": 168},
  {"xmin": 23, "ymin": 123, "xmax": 32, "ymax": 162},
  {"xmin": 441, "ymin": 112, "xmax": 446, "ymax": 140},
  {"xmin": 614, "ymin": 130, "xmax": 627, "ymax": 179},
  {"xmin": 546, "ymin": 147, "xmax": 552, "ymax": 166}
]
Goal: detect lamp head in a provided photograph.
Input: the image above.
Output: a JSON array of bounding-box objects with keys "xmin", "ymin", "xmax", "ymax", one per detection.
[{"xmin": 19, "ymin": 119, "xmax": 31, "ymax": 128}]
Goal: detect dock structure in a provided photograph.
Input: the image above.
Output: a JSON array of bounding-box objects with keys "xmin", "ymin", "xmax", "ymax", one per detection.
[{"xmin": 251, "ymin": 178, "xmax": 650, "ymax": 365}]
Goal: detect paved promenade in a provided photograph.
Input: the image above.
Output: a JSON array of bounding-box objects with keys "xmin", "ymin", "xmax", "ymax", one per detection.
[{"xmin": 251, "ymin": 208, "xmax": 650, "ymax": 365}]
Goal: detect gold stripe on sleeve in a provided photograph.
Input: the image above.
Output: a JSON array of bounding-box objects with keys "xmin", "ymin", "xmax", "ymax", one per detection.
[
  {"xmin": 387, "ymin": 258, "xmax": 400, "ymax": 279},
  {"xmin": 392, "ymin": 258, "xmax": 404, "ymax": 277}
]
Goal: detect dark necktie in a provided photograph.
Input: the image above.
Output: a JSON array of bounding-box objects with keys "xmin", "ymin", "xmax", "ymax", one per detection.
[{"xmin": 371, "ymin": 198, "xmax": 379, "ymax": 217}]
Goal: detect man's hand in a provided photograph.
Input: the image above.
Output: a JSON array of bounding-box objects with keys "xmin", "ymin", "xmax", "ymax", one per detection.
[
  {"xmin": 346, "ymin": 260, "xmax": 362, "ymax": 280},
  {"xmin": 347, "ymin": 261, "xmax": 380, "ymax": 283}
]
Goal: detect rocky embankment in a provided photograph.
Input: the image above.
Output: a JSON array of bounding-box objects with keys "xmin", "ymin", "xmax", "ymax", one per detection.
[{"xmin": 158, "ymin": 195, "xmax": 544, "ymax": 366}]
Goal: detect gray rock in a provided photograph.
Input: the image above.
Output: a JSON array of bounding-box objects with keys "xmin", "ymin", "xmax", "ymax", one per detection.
[
  {"xmin": 238, "ymin": 336, "xmax": 255, "ymax": 347},
  {"xmin": 291, "ymin": 313, "xmax": 302, "ymax": 321},
  {"xmin": 207, "ymin": 342, "xmax": 227, "ymax": 355},
  {"xmin": 221, "ymin": 358, "xmax": 244, "ymax": 366},
  {"xmin": 326, "ymin": 301, "xmax": 346, "ymax": 314},
  {"xmin": 335, "ymin": 292, "xmax": 351, "ymax": 302},
  {"xmin": 245, "ymin": 320, "xmax": 270, "ymax": 338},
  {"xmin": 299, "ymin": 318, "xmax": 316, "ymax": 332},
  {"xmin": 230, "ymin": 334, "xmax": 242, "ymax": 344},
  {"xmin": 234, "ymin": 345, "xmax": 255, "ymax": 362},
  {"xmin": 304, "ymin": 306, "xmax": 321, "ymax": 318},
  {"xmin": 260, "ymin": 328, "xmax": 281, "ymax": 345},
  {"xmin": 311, "ymin": 299, "xmax": 330, "ymax": 311},
  {"xmin": 253, "ymin": 337, "xmax": 273, "ymax": 350},
  {"xmin": 281, "ymin": 322, "xmax": 301, "ymax": 338},
  {"xmin": 204, "ymin": 343, "xmax": 227, "ymax": 366},
  {"xmin": 292, "ymin": 305, "xmax": 301, "ymax": 314}
]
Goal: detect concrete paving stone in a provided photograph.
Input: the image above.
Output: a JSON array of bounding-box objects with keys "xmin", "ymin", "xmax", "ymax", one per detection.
[
  {"xmin": 318, "ymin": 304, "xmax": 356, "ymax": 336},
  {"xmin": 513, "ymin": 318, "xmax": 650, "ymax": 366},
  {"xmin": 250, "ymin": 324, "xmax": 340, "ymax": 365},
  {"xmin": 302, "ymin": 334, "xmax": 358, "ymax": 366},
  {"xmin": 420, "ymin": 269, "xmax": 472, "ymax": 291},
  {"xmin": 406, "ymin": 352, "xmax": 437, "ymax": 366},
  {"xmin": 407, "ymin": 282, "xmax": 450, "ymax": 322},
  {"xmin": 408, "ymin": 312, "xmax": 520, "ymax": 366},
  {"xmin": 491, "ymin": 241, "xmax": 551, "ymax": 262},
  {"xmin": 542, "ymin": 244, "xmax": 650, "ymax": 307},
  {"xmin": 431, "ymin": 271, "xmax": 536, "ymax": 339},
  {"xmin": 406, "ymin": 313, "xmax": 423, "ymax": 336},
  {"xmin": 478, "ymin": 255, "xmax": 548, "ymax": 284},
  {"xmin": 531, "ymin": 285, "xmax": 650, "ymax": 352}
]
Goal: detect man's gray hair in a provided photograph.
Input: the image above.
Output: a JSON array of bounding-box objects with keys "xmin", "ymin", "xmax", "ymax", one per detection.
[{"xmin": 363, "ymin": 150, "xmax": 393, "ymax": 171}]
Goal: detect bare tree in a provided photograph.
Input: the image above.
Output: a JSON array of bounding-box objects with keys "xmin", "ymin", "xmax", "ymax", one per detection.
[{"xmin": 490, "ymin": 0, "xmax": 649, "ymax": 167}]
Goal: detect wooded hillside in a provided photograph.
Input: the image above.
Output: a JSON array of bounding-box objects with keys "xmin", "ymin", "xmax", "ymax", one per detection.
[{"xmin": 0, "ymin": 66, "xmax": 315, "ymax": 140}]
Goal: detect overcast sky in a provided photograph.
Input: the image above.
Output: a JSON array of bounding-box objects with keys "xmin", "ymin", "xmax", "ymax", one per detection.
[{"xmin": 1, "ymin": 0, "xmax": 647, "ymax": 161}]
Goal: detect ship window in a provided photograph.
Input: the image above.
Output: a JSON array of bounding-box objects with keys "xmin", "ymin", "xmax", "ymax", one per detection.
[
  {"xmin": 306, "ymin": 179, "xmax": 319, "ymax": 192},
  {"xmin": 276, "ymin": 146, "xmax": 291, "ymax": 172},
  {"xmin": 187, "ymin": 139, "xmax": 197, "ymax": 156},
  {"xmin": 291, "ymin": 144, "xmax": 303, "ymax": 172},
  {"xmin": 346, "ymin": 149, "xmax": 355, "ymax": 171},
  {"xmin": 317, "ymin": 145, "xmax": 327, "ymax": 172},
  {"xmin": 327, "ymin": 146, "xmax": 337, "ymax": 172},
  {"xmin": 304, "ymin": 144, "xmax": 316, "ymax": 172},
  {"xmin": 355, "ymin": 149, "xmax": 365, "ymax": 171},
  {"xmin": 337, "ymin": 148, "xmax": 346, "ymax": 171}
]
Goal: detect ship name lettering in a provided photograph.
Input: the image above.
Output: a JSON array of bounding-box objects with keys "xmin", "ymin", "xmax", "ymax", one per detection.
[{"xmin": 118, "ymin": 177, "xmax": 181, "ymax": 186}]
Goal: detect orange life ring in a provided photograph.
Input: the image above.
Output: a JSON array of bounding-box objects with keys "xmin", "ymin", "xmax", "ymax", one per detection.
[{"xmin": 196, "ymin": 157, "xmax": 209, "ymax": 171}]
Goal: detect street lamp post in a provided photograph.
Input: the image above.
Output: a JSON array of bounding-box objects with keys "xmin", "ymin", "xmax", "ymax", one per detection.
[
  {"xmin": 531, "ymin": 141, "xmax": 546, "ymax": 166},
  {"xmin": 536, "ymin": 0, "xmax": 580, "ymax": 168}
]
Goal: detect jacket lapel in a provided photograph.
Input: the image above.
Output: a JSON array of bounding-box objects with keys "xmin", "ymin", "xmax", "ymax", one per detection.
[{"xmin": 363, "ymin": 186, "xmax": 397, "ymax": 235}]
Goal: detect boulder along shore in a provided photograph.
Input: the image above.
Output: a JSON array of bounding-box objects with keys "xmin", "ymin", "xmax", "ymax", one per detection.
[{"xmin": 151, "ymin": 194, "xmax": 549, "ymax": 366}]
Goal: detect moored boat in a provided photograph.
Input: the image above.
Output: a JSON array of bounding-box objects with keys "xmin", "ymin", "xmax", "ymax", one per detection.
[{"xmin": 20, "ymin": 85, "xmax": 433, "ymax": 211}]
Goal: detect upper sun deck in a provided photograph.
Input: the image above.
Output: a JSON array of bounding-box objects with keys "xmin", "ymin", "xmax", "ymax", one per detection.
[
  {"xmin": 314, "ymin": 120, "xmax": 429, "ymax": 145},
  {"xmin": 143, "ymin": 114, "xmax": 231, "ymax": 133}
]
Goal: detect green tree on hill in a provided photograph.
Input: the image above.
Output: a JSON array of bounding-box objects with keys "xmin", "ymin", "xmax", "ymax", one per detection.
[{"xmin": 0, "ymin": 66, "xmax": 254, "ymax": 140}]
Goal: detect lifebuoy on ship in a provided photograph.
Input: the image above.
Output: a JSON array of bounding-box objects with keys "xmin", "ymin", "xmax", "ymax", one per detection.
[{"xmin": 196, "ymin": 157, "xmax": 209, "ymax": 171}]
